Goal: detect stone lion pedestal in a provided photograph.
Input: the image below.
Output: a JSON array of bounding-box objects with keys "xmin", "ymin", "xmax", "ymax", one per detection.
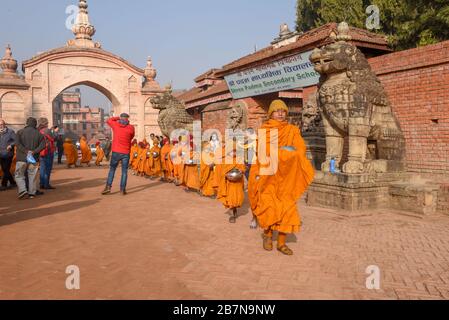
[
  {"xmin": 306, "ymin": 171, "xmax": 409, "ymax": 213},
  {"xmin": 306, "ymin": 171, "xmax": 441, "ymax": 216}
]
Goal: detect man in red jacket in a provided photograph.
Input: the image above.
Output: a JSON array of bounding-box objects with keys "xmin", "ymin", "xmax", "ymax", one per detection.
[{"xmin": 102, "ymin": 113, "xmax": 135, "ymax": 195}]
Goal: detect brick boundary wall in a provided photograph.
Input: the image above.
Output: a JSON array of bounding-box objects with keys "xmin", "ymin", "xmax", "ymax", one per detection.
[{"xmin": 368, "ymin": 41, "xmax": 449, "ymax": 175}]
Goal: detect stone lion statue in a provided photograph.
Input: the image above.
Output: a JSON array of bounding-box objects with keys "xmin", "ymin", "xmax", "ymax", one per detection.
[
  {"xmin": 150, "ymin": 88, "xmax": 193, "ymax": 138},
  {"xmin": 309, "ymin": 22, "xmax": 405, "ymax": 174}
]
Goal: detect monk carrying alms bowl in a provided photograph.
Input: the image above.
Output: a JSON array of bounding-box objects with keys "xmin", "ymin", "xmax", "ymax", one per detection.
[{"xmin": 248, "ymin": 100, "xmax": 315, "ymax": 256}]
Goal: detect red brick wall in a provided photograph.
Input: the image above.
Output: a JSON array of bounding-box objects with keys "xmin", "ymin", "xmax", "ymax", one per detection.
[
  {"xmin": 368, "ymin": 41, "xmax": 449, "ymax": 174},
  {"xmin": 202, "ymin": 108, "xmax": 229, "ymax": 135}
]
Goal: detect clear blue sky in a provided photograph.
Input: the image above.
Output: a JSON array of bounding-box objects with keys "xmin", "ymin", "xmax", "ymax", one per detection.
[{"xmin": 0, "ymin": 0, "xmax": 297, "ymax": 108}]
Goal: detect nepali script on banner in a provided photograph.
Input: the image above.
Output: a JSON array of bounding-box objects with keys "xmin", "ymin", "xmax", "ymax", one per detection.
[{"xmin": 224, "ymin": 50, "xmax": 320, "ymax": 99}]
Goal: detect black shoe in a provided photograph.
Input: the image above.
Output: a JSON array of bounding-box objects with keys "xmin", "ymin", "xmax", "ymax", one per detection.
[
  {"xmin": 36, "ymin": 190, "xmax": 45, "ymax": 196},
  {"xmin": 102, "ymin": 186, "xmax": 111, "ymax": 195},
  {"xmin": 43, "ymin": 186, "xmax": 56, "ymax": 190},
  {"xmin": 0, "ymin": 186, "xmax": 7, "ymax": 192},
  {"xmin": 18, "ymin": 191, "xmax": 28, "ymax": 200},
  {"xmin": 121, "ymin": 190, "xmax": 127, "ymax": 195}
]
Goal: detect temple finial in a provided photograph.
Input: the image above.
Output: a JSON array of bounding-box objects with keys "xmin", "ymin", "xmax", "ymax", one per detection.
[
  {"xmin": 73, "ymin": 0, "xmax": 95, "ymax": 40},
  {"xmin": 68, "ymin": 0, "xmax": 100, "ymax": 48},
  {"xmin": 0, "ymin": 44, "xmax": 18, "ymax": 75},
  {"xmin": 336, "ymin": 21, "xmax": 352, "ymax": 42}
]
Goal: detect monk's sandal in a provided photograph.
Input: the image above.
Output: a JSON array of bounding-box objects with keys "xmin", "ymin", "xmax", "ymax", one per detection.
[
  {"xmin": 262, "ymin": 234, "xmax": 273, "ymax": 251},
  {"xmin": 277, "ymin": 245, "xmax": 293, "ymax": 256}
]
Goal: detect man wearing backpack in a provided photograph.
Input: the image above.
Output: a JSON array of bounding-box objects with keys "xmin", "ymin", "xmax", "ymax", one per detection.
[{"xmin": 38, "ymin": 118, "xmax": 58, "ymax": 190}]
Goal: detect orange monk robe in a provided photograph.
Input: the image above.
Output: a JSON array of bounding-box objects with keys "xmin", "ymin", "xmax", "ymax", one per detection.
[
  {"xmin": 160, "ymin": 143, "xmax": 174, "ymax": 181},
  {"xmin": 79, "ymin": 137, "xmax": 92, "ymax": 165},
  {"xmin": 63, "ymin": 140, "xmax": 78, "ymax": 167},
  {"xmin": 172, "ymin": 146, "xmax": 185, "ymax": 185},
  {"xmin": 149, "ymin": 145, "xmax": 162, "ymax": 177},
  {"xmin": 137, "ymin": 147, "xmax": 148, "ymax": 175},
  {"xmin": 248, "ymin": 119, "xmax": 315, "ymax": 234},
  {"xmin": 199, "ymin": 146, "xmax": 216, "ymax": 197},
  {"xmin": 130, "ymin": 143, "xmax": 139, "ymax": 169},
  {"xmin": 95, "ymin": 145, "xmax": 105, "ymax": 166},
  {"xmin": 144, "ymin": 147, "xmax": 153, "ymax": 176},
  {"xmin": 183, "ymin": 160, "xmax": 200, "ymax": 191},
  {"xmin": 215, "ymin": 147, "xmax": 246, "ymax": 209}
]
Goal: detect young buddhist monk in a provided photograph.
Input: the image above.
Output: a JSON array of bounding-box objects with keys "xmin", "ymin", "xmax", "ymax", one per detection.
[
  {"xmin": 215, "ymin": 140, "xmax": 246, "ymax": 223},
  {"xmin": 95, "ymin": 142, "xmax": 105, "ymax": 166},
  {"xmin": 129, "ymin": 139, "xmax": 139, "ymax": 170},
  {"xmin": 160, "ymin": 138, "xmax": 174, "ymax": 182},
  {"xmin": 149, "ymin": 139, "xmax": 162, "ymax": 180},
  {"xmin": 79, "ymin": 136, "xmax": 92, "ymax": 167},
  {"xmin": 136, "ymin": 142, "xmax": 147, "ymax": 177},
  {"xmin": 63, "ymin": 138, "xmax": 78, "ymax": 168},
  {"xmin": 248, "ymin": 100, "xmax": 315, "ymax": 256},
  {"xmin": 182, "ymin": 135, "xmax": 200, "ymax": 192},
  {"xmin": 200, "ymin": 141, "xmax": 216, "ymax": 198}
]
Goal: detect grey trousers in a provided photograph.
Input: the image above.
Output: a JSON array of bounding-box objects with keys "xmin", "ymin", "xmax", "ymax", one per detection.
[{"xmin": 15, "ymin": 161, "xmax": 39, "ymax": 195}]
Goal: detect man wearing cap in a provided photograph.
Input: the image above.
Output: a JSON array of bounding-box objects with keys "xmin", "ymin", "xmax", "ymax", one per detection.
[
  {"xmin": 248, "ymin": 100, "xmax": 315, "ymax": 256},
  {"xmin": 102, "ymin": 113, "xmax": 135, "ymax": 195}
]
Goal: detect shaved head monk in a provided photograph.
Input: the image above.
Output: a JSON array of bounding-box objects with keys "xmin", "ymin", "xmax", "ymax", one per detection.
[{"xmin": 248, "ymin": 100, "xmax": 315, "ymax": 256}]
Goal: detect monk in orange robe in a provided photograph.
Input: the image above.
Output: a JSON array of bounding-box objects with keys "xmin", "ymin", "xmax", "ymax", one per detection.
[
  {"xmin": 182, "ymin": 136, "xmax": 200, "ymax": 192},
  {"xmin": 95, "ymin": 142, "xmax": 105, "ymax": 166},
  {"xmin": 215, "ymin": 141, "xmax": 246, "ymax": 223},
  {"xmin": 248, "ymin": 100, "xmax": 315, "ymax": 256},
  {"xmin": 143, "ymin": 145, "xmax": 153, "ymax": 177},
  {"xmin": 149, "ymin": 141, "xmax": 162, "ymax": 179},
  {"xmin": 79, "ymin": 136, "xmax": 92, "ymax": 167},
  {"xmin": 63, "ymin": 138, "xmax": 78, "ymax": 168},
  {"xmin": 136, "ymin": 142, "xmax": 148, "ymax": 177},
  {"xmin": 200, "ymin": 141, "xmax": 216, "ymax": 198},
  {"xmin": 129, "ymin": 139, "xmax": 139, "ymax": 170},
  {"xmin": 160, "ymin": 138, "xmax": 174, "ymax": 182},
  {"xmin": 172, "ymin": 138, "xmax": 187, "ymax": 186},
  {"xmin": 170, "ymin": 140, "xmax": 184, "ymax": 186}
]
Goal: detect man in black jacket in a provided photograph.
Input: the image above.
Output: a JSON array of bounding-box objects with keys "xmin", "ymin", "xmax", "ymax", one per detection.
[
  {"xmin": 15, "ymin": 117, "xmax": 46, "ymax": 199},
  {"xmin": 0, "ymin": 119, "xmax": 17, "ymax": 191}
]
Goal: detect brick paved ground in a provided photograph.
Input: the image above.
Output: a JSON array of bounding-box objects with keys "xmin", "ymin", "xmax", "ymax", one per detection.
[{"xmin": 0, "ymin": 165, "xmax": 448, "ymax": 300}]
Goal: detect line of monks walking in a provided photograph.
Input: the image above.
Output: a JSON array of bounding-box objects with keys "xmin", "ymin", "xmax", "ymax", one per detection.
[
  {"xmin": 127, "ymin": 100, "xmax": 316, "ymax": 255},
  {"xmin": 62, "ymin": 136, "xmax": 106, "ymax": 168}
]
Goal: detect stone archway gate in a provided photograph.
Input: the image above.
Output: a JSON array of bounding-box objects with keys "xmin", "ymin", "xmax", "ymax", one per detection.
[{"xmin": 0, "ymin": 0, "xmax": 164, "ymax": 140}]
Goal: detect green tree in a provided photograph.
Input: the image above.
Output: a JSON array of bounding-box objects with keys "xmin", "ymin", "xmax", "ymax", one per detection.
[{"xmin": 295, "ymin": 0, "xmax": 449, "ymax": 50}]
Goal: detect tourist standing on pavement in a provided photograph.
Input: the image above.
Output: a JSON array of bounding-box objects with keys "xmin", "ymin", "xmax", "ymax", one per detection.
[
  {"xmin": 38, "ymin": 118, "xmax": 57, "ymax": 190},
  {"xmin": 103, "ymin": 136, "xmax": 112, "ymax": 161},
  {"xmin": 248, "ymin": 100, "xmax": 315, "ymax": 256},
  {"xmin": 102, "ymin": 113, "xmax": 135, "ymax": 195},
  {"xmin": 15, "ymin": 117, "xmax": 46, "ymax": 199},
  {"xmin": 0, "ymin": 119, "xmax": 17, "ymax": 191}
]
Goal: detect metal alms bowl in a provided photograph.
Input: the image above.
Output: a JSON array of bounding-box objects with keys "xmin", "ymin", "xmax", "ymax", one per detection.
[
  {"xmin": 226, "ymin": 168, "xmax": 243, "ymax": 182},
  {"xmin": 185, "ymin": 159, "xmax": 196, "ymax": 166},
  {"xmin": 152, "ymin": 151, "xmax": 160, "ymax": 158}
]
